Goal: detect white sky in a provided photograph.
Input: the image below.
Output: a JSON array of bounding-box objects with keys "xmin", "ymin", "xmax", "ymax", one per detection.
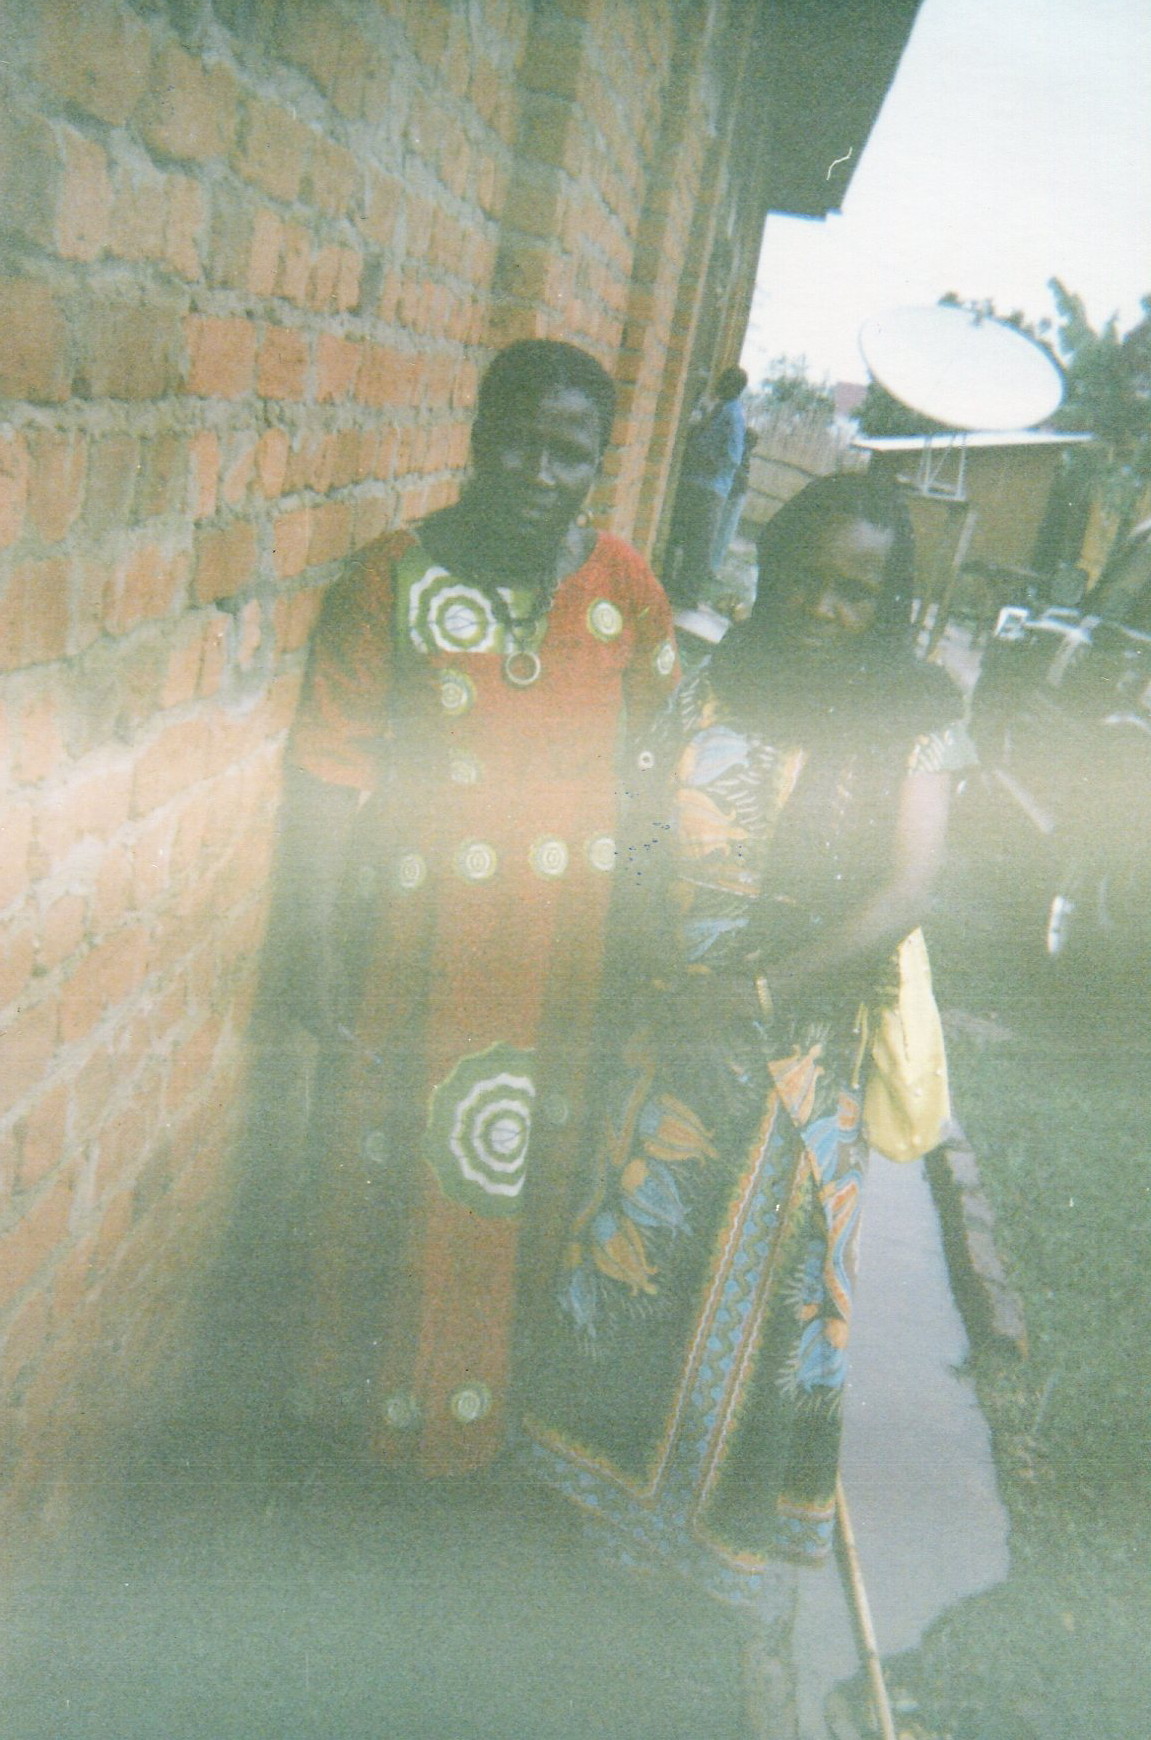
[{"xmin": 742, "ymin": 0, "xmax": 1151, "ymax": 386}]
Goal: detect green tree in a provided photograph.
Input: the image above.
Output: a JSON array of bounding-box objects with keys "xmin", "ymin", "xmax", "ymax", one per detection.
[
  {"xmin": 1048, "ymin": 278, "xmax": 1151, "ymax": 533},
  {"xmin": 749, "ymin": 355, "xmax": 835, "ymax": 423}
]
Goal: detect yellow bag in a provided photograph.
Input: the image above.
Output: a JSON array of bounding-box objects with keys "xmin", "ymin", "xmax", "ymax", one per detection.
[{"xmin": 861, "ymin": 927, "xmax": 950, "ymax": 1163}]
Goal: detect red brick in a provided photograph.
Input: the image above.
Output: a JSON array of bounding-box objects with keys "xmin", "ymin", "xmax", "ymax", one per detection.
[
  {"xmin": 164, "ymin": 1013, "xmax": 224, "ymax": 1117},
  {"xmin": 0, "ymin": 1000, "xmax": 56, "ymax": 1121},
  {"xmin": 304, "ymin": 137, "xmax": 359, "ymax": 217},
  {"xmin": 0, "ymin": 280, "xmax": 70, "ymax": 403},
  {"xmin": 193, "ymin": 518, "xmax": 258, "ymax": 606},
  {"xmin": 57, "ymin": 928, "xmax": 149, "ymax": 1045},
  {"xmin": 256, "ymin": 326, "xmax": 309, "ymax": 400},
  {"xmin": 362, "ymin": 170, "xmax": 402, "ymax": 246},
  {"xmin": 33, "ymin": 0, "xmax": 150, "ymax": 127},
  {"xmin": 329, "ymin": 428, "xmax": 361, "ymax": 490},
  {"xmin": 274, "ymin": 0, "xmax": 343, "ymax": 90},
  {"xmin": 164, "ymin": 176, "xmax": 206, "ymax": 280},
  {"xmin": 0, "ymin": 433, "xmax": 29, "ymax": 551},
  {"xmin": 185, "ymin": 315, "xmax": 258, "ymax": 399},
  {"xmin": 39, "ymin": 893, "xmax": 88, "ymax": 973},
  {"xmin": 36, "ymin": 758, "xmax": 134, "ymax": 868},
  {"xmin": 306, "ymin": 243, "xmax": 341, "ymax": 313},
  {"xmin": 131, "ymin": 809, "xmax": 177, "ymax": 908},
  {"xmin": 172, "ymin": 786, "xmax": 216, "ymax": 869},
  {"xmin": 0, "ymin": 1288, "xmax": 52, "ymax": 1387},
  {"xmin": 0, "ymin": 919, "xmax": 36, "ymax": 1015},
  {"xmin": 356, "ymin": 342, "xmax": 409, "ymax": 408},
  {"xmin": 109, "ymin": 162, "xmax": 167, "ymax": 263},
  {"xmin": 307, "ymin": 500, "xmax": 352, "ymax": 568},
  {"xmin": 91, "ymin": 842, "xmax": 134, "ymax": 937},
  {"xmin": 91, "ymin": 1100, "xmax": 152, "ymax": 1201},
  {"xmin": 272, "ymin": 585, "xmax": 324, "ymax": 654},
  {"xmin": 341, "ymin": 36, "xmax": 390, "ymax": 124},
  {"xmin": 92, "ymin": 1186, "xmax": 133, "ymax": 1268},
  {"xmin": 74, "ymin": 296, "xmax": 184, "ymax": 401},
  {"xmin": 273, "ymin": 506, "xmax": 312, "ymax": 580},
  {"xmin": 233, "ymin": 97, "xmax": 312, "ymax": 202},
  {"xmin": 25, "ymin": 434, "xmax": 86, "ymax": 545},
  {"xmin": 277, "ymin": 223, "xmax": 311, "ymax": 303},
  {"xmin": 0, "ymin": 1124, "xmax": 16, "ymax": 1198},
  {"xmin": 354, "ymin": 492, "xmax": 393, "ymax": 547},
  {"xmin": 57, "ymin": 129, "xmax": 112, "ymax": 262},
  {"xmin": 50, "ymin": 1231, "xmax": 99, "ymax": 1322},
  {"xmin": 16, "ymin": 1078, "xmax": 72, "ymax": 1193},
  {"xmin": 137, "ymin": 43, "xmax": 240, "ymax": 162},
  {"xmin": 159, "ymin": 626, "xmax": 203, "ymax": 710},
  {"xmin": 246, "ymin": 207, "xmax": 282, "ymax": 295},
  {"xmin": 314, "ymin": 333, "xmax": 361, "ymax": 402},
  {"xmin": 0, "ymin": 105, "xmax": 61, "ymax": 252},
  {"xmin": 13, "ymin": 687, "xmax": 66, "ymax": 785},
  {"xmin": 135, "ymin": 433, "xmax": 188, "ymax": 522},
  {"xmin": 221, "ymin": 439, "xmax": 256, "ymax": 507},
  {"xmin": 131, "ymin": 717, "xmax": 217, "ymax": 818},
  {"xmin": 0, "ymin": 558, "xmax": 70, "ymax": 674},
  {"xmin": 303, "ymin": 430, "xmax": 337, "ymax": 492},
  {"xmin": 190, "ymin": 432, "xmax": 220, "ymax": 520},
  {"xmin": 255, "ymin": 429, "xmax": 289, "ymax": 499},
  {"xmin": 335, "ymin": 248, "xmax": 363, "ymax": 312},
  {"xmin": 68, "ymin": 1041, "xmax": 122, "ymax": 1147},
  {"xmin": 104, "ymin": 541, "xmax": 190, "ymax": 636},
  {"xmin": 198, "ymin": 617, "xmax": 228, "ymax": 697}
]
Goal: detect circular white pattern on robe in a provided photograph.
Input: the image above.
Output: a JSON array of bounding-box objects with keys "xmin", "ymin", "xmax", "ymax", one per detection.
[
  {"xmin": 449, "ymin": 756, "xmax": 480, "ymax": 785},
  {"xmin": 540, "ymin": 1091, "xmax": 571, "ymax": 1127},
  {"xmin": 425, "ymin": 1044, "xmax": 536, "ymax": 1216},
  {"xmin": 529, "ymin": 837, "xmax": 569, "ymax": 878},
  {"xmin": 450, "ymin": 1382, "xmax": 493, "ymax": 1424},
  {"xmin": 586, "ymin": 834, "xmax": 617, "ymax": 872},
  {"xmin": 397, "ymin": 852, "xmax": 427, "ymax": 891},
  {"xmin": 637, "ymin": 749, "xmax": 655, "ymax": 770},
  {"xmin": 456, "ymin": 841, "xmax": 498, "ymax": 881},
  {"xmin": 439, "ymin": 669, "xmax": 475, "ymax": 715},
  {"xmin": 362, "ymin": 1129, "xmax": 390, "ymax": 1167},
  {"xmin": 408, "ymin": 568, "xmax": 499, "ymax": 655},
  {"xmin": 588, "ymin": 598, "xmax": 624, "ymax": 641},
  {"xmin": 381, "ymin": 1392, "xmax": 420, "ymax": 1430},
  {"xmin": 655, "ymin": 639, "xmax": 676, "ymax": 677}
]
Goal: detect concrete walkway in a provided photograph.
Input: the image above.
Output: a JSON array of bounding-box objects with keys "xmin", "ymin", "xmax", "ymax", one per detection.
[{"xmin": 793, "ymin": 1152, "xmax": 1011, "ymax": 1737}]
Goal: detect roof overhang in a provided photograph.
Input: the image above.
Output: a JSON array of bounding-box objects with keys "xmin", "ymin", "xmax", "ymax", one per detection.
[{"xmin": 757, "ymin": 0, "xmax": 925, "ymax": 218}]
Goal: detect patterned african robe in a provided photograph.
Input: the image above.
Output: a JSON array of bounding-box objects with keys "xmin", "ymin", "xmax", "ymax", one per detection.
[
  {"xmin": 520, "ymin": 673, "xmax": 974, "ymax": 1602},
  {"xmin": 289, "ymin": 528, "xmax": 678, "ymax": 1475}
]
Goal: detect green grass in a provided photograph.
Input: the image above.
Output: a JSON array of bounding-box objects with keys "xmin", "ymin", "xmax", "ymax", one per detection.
[{"xmin": 870, "ymin": 855, "xmax": 1151, "ymax": 1740}]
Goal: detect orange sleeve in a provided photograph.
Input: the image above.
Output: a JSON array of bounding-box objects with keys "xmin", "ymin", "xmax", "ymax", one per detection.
[
  {"xmin": 288, "ymin": 533, "xmax": 409, "ymax": 791},
  {"xmin": 616, "ymin": 540, "xmax": 680, "ymax": 735}
]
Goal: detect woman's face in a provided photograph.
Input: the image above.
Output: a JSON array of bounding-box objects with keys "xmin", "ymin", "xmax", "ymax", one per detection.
[
  {"xmin": 768, "ymin": 515, "xmax": 894, "ymax": 663},
  {"xmin": 471, "ymin": 386, "xmax": 603, "ymax": 551}
]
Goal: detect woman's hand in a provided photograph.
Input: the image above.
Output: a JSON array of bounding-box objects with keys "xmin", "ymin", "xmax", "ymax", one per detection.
[{"xmin": 764, "ymin": 767, "xmax": 952, "ymax": 1007}]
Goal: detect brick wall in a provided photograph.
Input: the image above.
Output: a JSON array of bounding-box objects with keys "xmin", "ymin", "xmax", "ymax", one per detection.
[{"xmin": 0, "ymin": 0, "xmax": 775, "ymax": 1513}]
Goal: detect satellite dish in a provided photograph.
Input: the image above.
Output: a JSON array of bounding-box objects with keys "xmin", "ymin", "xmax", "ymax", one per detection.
[{"xmin": 859, "ymin": 305, "xmax": 1063, "ymax": 431}]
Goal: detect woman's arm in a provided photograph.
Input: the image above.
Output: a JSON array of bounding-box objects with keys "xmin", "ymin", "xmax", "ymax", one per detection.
[{"xmin": 762, "ymin": 767, "xmax": 952, "ymax": 1011}]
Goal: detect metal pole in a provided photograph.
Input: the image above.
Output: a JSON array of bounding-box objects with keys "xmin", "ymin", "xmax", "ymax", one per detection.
[{"xmin": 834, "ymin": 1476, "xmax": 898, "ymax": 1740}]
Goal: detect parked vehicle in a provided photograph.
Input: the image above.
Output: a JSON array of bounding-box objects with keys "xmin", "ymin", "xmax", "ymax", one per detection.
[{"xmin": 969, "ymin": 521, "xmax": 1151, "ymax": 960}]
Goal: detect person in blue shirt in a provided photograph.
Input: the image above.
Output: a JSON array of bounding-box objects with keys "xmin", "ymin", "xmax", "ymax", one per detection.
[{"xmin": 663, "ymin": 365, "xmax": 748, "ymax": 612}]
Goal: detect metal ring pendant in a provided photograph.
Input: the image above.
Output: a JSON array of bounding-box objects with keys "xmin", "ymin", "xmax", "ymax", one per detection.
[{"xmin": 504, "ymin": 649, "xmax": 542, "ymax": 687}]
